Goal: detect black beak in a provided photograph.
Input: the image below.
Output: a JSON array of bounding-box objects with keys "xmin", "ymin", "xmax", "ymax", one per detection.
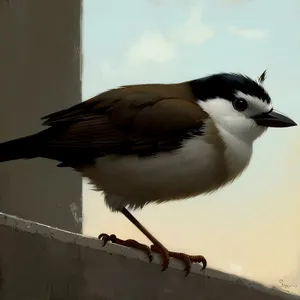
[{"xmin": 253, "ymin": 110, "xmax": 297, "ymax": 128}]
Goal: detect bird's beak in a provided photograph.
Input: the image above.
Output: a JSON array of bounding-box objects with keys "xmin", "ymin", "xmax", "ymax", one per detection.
[{"xmin": 253, "ymin": 110, "xmax": 297, "ymax": 128}]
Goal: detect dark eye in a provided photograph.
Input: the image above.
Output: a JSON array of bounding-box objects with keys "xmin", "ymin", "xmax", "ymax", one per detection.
[{"xmin": 233, "ymin": 98, "xmax": 248, "ymax": 112}]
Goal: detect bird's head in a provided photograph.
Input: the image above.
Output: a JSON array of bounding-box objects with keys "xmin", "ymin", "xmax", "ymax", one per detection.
[{"xmin": 190, "ymin": 70, "xmax": 297, "ymax": 143}]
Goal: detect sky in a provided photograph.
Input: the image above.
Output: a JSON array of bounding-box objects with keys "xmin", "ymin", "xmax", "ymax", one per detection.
[{"xmin": 82, "ymin": 0, "xmax": 300, "ymax": 294}]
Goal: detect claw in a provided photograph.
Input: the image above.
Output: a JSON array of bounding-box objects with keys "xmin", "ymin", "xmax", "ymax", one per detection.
[
  {"xmin": 98, "ymin": 233, "xmax": 107, "ymax": 240},
  {"xmin": 200, "ymin": 257, "xmax": 207, "ymax": 270},
  {"xmin": 98, "ymin": 233, "xmax": 109, "ymax": 246}
]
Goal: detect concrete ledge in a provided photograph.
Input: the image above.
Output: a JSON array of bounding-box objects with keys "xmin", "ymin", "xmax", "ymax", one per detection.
[{"xmin": 0, "ymin": 212, "xmax": 299, "ymax": 300}]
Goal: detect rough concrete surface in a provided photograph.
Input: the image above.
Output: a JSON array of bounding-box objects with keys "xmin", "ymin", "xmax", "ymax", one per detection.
[
  {"xmin": 0, "ymin": 213, "xmax": 299, "ymax": 300},
  {"xmin": 0, "ymin": 0, "xmax": 83, "ymax": 232}
]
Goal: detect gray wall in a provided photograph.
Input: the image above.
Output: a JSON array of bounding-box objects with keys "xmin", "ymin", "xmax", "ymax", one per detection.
[
  {"xmin": 1, "ymin": 212, "xmax": 299, "ymax": 300},
  {"xmin": 0, "ymin": 0, "xmax": 82, "ymax": 232}
]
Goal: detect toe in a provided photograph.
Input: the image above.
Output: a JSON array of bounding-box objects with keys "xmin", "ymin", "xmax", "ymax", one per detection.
[
  {"xmin": 190, "ymin": 255, "xmax": 207, "ymax": 270},
  {"xmin": 169, "ymin": 252, "xmax": 192, "ymax": 277},
  {"xmin": 184, "ymin": 264, "xmax": 192, "ymax": 277},
  {"xmin": 151, "ymin": 244, "xmax": 170, "ymax": 271},
  {"xmin": 160, "ymin": 259, "xmax": 169, "ymax": 272},
  {"xmin": 183, "ymin": 259, "xmax": 192, "ymax": 277},
  {"xmin": 124, "ymin": 239, "xmax": 153, "ymax": 263}
]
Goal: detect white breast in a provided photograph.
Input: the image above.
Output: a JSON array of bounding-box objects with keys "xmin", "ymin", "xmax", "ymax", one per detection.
[
  {"xmin": 81, "ymin": 135, "xmax": 226, "ymax": 211},
  {"xmin": 216, "ymin": 125, "xmax": 253, "ymax": 180}
]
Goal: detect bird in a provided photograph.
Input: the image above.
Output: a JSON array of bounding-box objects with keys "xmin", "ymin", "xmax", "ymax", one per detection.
[{"xmin": 0, "ymin": 70, "xmax": 297, "ymax": 276}]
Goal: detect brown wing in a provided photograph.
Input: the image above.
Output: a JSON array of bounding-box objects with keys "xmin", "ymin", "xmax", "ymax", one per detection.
[{"xmin": 38, "ymin": 83, "xmax": 209, "ymax": 166}]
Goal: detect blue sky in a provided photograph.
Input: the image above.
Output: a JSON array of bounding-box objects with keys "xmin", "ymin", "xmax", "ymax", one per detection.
[{"xmin": 82, "ymin": 0, "xmax": 300, "ymax": 293}]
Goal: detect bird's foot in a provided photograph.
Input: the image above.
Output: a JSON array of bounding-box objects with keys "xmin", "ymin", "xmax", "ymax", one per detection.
[
  {"xmin": 151, "ymin": 244, "xmax": 207, "ymax": 277},
  {"xmin": 98, "ymin": 233, "xmax": 153, "ymax": 262},
  {"xmin": 98, "ymin": 233, "xmax": 206, "ymax": 277}
]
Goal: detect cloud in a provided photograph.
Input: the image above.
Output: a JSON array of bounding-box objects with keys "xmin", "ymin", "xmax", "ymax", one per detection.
[
  {"xmin": 98, "ymin": 61, "xmax": 117, "ymax": 79},
  {"xmin": 229, "ymin": 26, "xmax": 267, "ymax": 40},
  {"xmin": 126, "ymin": 32, "xmax": 177, "ymax": 64},
  {"xmin": 171, "ymin": 7, "xmax": 215, "ymax": 45},
  {"xmin": 126, "ymin": 6, "xmax": 214, "ymax": 65}
]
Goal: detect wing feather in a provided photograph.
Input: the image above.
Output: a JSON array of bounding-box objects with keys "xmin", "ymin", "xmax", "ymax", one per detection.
[{"xmin": 37, "ymin": 84, "xmax": 209, "ymax": 165}]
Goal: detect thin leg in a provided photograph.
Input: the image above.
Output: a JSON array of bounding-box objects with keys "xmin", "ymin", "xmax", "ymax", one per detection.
[
  {"xmin": 121, "ymin": 207, "xmax": 165, "ymax": 250},
  {"xmin": 99, "ymin": 207, "xmax": 207, "ymax": 276}
]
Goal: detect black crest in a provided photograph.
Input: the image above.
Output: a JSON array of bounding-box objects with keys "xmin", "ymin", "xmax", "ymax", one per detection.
[{"xmin": 258, "ymin": 69, "xmax": 267, "ymax": 84}]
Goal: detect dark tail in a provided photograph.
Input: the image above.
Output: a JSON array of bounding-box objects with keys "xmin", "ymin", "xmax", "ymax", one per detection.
[{"xmin": 0, "ymin": 134, "xmax": 40, "ymax": 163}]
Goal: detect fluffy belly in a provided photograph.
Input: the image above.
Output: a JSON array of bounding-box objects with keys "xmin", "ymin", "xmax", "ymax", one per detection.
[{"xmin": 81, "ymin": 137, "xmax": 228, "ymax": 209}]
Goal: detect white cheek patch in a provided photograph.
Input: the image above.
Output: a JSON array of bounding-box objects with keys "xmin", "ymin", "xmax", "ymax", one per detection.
[
  {"xmin": 197, "ymin": 98, "xmax": 241, "ymax": 119},
  {"xmin": 196, "ymin": 97, "xmax": 267, "ymax": 143},
  {"xmin": 234, "ymin": 91, "xmax": 273, "ymax": 114}
]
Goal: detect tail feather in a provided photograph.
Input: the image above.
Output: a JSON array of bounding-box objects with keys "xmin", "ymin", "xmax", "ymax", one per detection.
[{"xmin": 0, "ymin": 135, "xmax": 39, "ymax": 163}]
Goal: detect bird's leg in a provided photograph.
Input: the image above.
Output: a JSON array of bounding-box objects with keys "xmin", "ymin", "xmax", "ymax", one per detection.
[{"xmin": 98, "ymin": 207, "xmax": 207, "ymax": 276}]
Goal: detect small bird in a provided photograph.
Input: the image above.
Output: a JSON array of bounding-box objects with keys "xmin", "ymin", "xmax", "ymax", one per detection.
[{"xmin": 0, "ymin": 71, "xmax": 296, "ymax": 276}]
